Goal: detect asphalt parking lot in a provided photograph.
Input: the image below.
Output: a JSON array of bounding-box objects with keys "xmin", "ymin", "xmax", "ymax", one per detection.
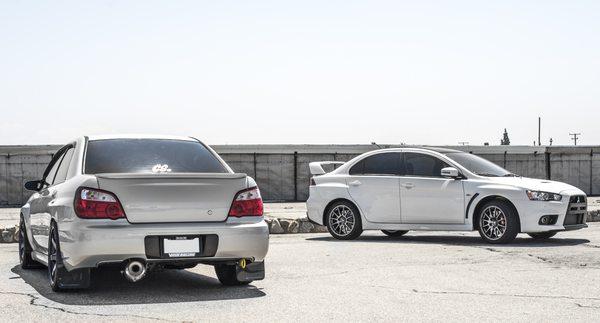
[{"xmin": 1, "ymin": 225, "xmax": 599, "ymax": 322}]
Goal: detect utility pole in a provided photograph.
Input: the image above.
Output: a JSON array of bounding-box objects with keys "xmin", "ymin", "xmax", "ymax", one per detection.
[
  {"xmin": 538, "ymin": 117, "xmax": 541, "ymax": 146},
  {"xmin": 569, "ymin": 133, "xmax": 581, "ymax": 145}
]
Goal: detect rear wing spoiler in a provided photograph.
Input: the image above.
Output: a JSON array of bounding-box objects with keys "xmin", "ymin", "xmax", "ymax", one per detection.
[{"xmin": 309, "ymin": 161, "xmax": 345, "ymax": 175}]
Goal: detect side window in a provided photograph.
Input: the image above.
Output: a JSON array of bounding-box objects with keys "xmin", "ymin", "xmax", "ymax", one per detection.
[
  {"xmin": 53, "ymin": 148, "xmax": 75, "ymax": 185},
  {"xmin": 349, "ymin": 153, "xmax": 400, "ymax": 175},
  {"xmin": 43, "ymin": 152, "xmax": 64, "ymax": 186},
  {"xmin": 404, "ymin": 153, "xmax": 449, "ymax": 177}
]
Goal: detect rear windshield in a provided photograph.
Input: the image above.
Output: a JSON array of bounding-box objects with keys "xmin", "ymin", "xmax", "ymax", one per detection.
[{"xmin": 85, "ymin": 139, "xmax": 228, "ymax": 174}]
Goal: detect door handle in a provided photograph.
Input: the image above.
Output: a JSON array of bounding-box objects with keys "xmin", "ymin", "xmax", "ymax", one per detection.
[
  {"xmin": 349, "ymin": 180, "xmax": 362, "ymax": 186},
  {"xmin": 402, "ymin": 182, "xmax": 415, "ymax": 189}
]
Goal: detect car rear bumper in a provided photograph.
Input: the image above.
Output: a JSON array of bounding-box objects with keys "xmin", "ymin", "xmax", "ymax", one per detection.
[{"xmin": 58, "ymin": 217, "xmax": 269, "ymax": 270}]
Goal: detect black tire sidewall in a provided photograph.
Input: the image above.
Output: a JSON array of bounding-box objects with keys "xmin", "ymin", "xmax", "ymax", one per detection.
[
  {"xmin": 325, "ymin": 201, "xmax": 363, "ymax": 240},
  {"xmin": 477, "ymin": 200, "xmax": 520, "ymax": 244},
  {"xmin": 48, "ymin": 223, "xmax": 62, "ymax": 291}
]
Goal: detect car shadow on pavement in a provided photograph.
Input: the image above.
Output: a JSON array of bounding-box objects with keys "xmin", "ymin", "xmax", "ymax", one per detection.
[
  {"xmin": 11, "ymin": 265, "xmax": 265, "ymax": 305},
  {"xmin": 306, "ymin": 234, "xmax": 590, "ymax": 248}
]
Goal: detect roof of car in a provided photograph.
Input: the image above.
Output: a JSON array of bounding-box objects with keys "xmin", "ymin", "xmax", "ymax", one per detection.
[
  {"xmin": 420, "ymin": 147, "xmax": 463, "ymax": 154},
  {"xmin": 86, "ymin": 134, "xmax": 197, "ymax": 142}
]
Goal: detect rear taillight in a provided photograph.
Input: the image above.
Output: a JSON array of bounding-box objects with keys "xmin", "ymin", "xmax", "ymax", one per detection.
[
  {"xmin": 74, "ymin": 187, "xmax": 126, "ymax": 220},
  {"xmin": 228, "ymin": 187, "xmax": 263, "ymax": 217},
  {"xmin": 310, "ymin": 177, "xmax": 316, "ymax": 186}
]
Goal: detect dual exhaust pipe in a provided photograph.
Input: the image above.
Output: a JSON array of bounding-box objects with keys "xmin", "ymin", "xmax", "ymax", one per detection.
[{"xmin": 122, "ymin": 259, "xmax": 147, "ymax": 283}]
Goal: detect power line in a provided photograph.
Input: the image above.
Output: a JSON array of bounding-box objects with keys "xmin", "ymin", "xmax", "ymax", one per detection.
[{"xmin": 569, "ymin": 133, "xmax": 581, "ymax": 145}]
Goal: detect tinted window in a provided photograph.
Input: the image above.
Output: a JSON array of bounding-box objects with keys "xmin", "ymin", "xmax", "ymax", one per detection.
[
  {"xmin": 444, "ymin": 152, "xmax": 512, "ymax": 177},
  {"xmin": 404, "ymin": 153, "xmax": 449, "ymax": 177},
  {"xmin": 349, "ymin": 153, "xmax": 400, "ymax": 175},
  {"xmin": 85, "ymin": 139, "xmax": 227, "ymax": 174},
  {"xmin": 53, "ymin": 148, "xmax": 74, "ymax": 185},
  {"xmin": 43, "ymin": 151, "xmax": 64, "ymax": 186}
]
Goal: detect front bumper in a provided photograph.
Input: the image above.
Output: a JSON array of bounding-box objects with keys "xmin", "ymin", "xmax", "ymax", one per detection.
[
  {"xmin": 58, "ymin": 217, "xmax": 269, "ymax": 271},
  {"xmin": 519, "ymin": 191, "xmax": 588, "ymax": 233}
]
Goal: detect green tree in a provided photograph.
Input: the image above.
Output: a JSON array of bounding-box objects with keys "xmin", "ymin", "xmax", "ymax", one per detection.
[{"xmin": 501, "ymin": 129, "xmax": 510, "ymax": 145}]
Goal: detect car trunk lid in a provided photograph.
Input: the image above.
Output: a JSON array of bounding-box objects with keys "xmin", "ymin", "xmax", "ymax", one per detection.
[{"xmin": 95, "ymin": 173, "xmax": 247, "ymax": 223}]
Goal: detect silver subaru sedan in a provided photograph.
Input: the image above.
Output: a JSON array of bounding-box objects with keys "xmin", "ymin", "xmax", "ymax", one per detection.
[{"xmin": 19, "ymin": 135, "xmax": 269, "ymax": 291}]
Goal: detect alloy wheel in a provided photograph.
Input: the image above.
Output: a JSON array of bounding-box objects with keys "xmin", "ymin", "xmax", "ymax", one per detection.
[
  {"xmin": 480, "ymin": 206, "xmax": 507, "ymax": 240},
  {"xmin": 328, "ymin": 205, "xmax": 356, "ymax": 236},
  {"xmin": 48, "ymin": 229, "xmax": 58, "ymax": 285}
]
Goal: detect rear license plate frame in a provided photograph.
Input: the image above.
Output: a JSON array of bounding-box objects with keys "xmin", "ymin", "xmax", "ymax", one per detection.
[{"xmin": 159, "ymin": 235, "xmax": 203, "ymax": 258}]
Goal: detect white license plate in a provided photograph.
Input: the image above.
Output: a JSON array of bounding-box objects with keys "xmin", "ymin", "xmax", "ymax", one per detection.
[{"xmin": 163, "ymin": 238, "xmax": 200, "ymax": 257}]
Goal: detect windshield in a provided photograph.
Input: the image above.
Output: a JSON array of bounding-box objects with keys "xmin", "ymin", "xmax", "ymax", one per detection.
[
  {"xmin": 444, "ymin": 152, "xmax": 514, "ymax": 177},
  {"xmin": 85, "ymin": 139, "xmax": 228, "ymax": 174}
]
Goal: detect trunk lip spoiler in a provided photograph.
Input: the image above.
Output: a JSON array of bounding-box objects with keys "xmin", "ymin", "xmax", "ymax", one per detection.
[
  {"xmin": 309, "ymin": 161, "xmax": 345, "ymax": 175},
  {"xmin": 95, "ymin": 172, "xmax": 247, "ymax": 179}
]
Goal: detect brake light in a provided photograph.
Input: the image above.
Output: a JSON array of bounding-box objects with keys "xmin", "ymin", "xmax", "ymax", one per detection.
[
  {"xmin": 228, "ymin": 187, "xmax": 263, "ymax": 217},
  {"xmin": 74, "ymin": 187, "xmax": 126, "ymax": 220},
  {"xmin": 310, "ymin": 177, "xmax": 316, "ymax": 186}
]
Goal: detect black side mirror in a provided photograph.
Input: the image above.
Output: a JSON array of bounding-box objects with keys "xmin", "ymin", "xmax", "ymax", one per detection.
[{"xmin": 24, "ymin": 180, "xmax": 44, "ymax": 191}]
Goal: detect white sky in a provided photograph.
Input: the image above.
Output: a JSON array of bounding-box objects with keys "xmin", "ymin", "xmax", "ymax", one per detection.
[{"xmin": 1, "ymin": 0, "xmax": 599, "ymax": 146}]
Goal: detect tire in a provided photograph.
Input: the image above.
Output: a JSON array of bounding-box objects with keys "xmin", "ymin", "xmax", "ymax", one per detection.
[
  {"xmin": 381, "ymin": 230, "xmax": 409, "ymax": 238},
  {"xmin": 48, "ymin": 222, "xmax": 91, "ymax": 291},
  {"xmin": 214, "ymin": 264, "xmax": 250, "ymax": 286},
  {"xmin": 528, "ymin": 232, "xmax": 557, "ymax": 240},
  {"xmin": 477, "ymin": 200, "xmax": 520, "ymax": 244},
  {"xmin": 325, "ymin": 201, "xmax": 363, "ymax": 240},
  {"xmin": 48, "ymin": 223, "xmax": 65, "ymax": 292},
  {"xmin": 19, "ymin": 216, "xmax": 43, "ymax": 269}
]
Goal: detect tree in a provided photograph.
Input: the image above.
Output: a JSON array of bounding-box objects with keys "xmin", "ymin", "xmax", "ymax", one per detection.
[{"xmin": 501, "ymin": 129, "xmax": 510, "ymax": 145}]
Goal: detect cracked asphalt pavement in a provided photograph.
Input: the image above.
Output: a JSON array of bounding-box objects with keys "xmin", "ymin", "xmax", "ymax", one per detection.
[{"xmin": 2, "ymin": 225, "xmax": 600, "ymax": 322}]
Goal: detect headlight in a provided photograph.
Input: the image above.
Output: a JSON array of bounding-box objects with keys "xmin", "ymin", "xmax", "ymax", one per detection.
[{"xmin": 526, "ymin": 190, "xmax": 562, "ymax": 201}]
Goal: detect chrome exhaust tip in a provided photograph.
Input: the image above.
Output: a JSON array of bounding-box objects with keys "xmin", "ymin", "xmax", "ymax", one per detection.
[{"xmin": 123, "ymin": 260, "xmax": 147, "ymax": 283}]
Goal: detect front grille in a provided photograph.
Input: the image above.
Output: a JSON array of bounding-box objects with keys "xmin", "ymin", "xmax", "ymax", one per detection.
[{"xmin": 564, "ymin": 195, "xmax": 587, "ymax": 226}]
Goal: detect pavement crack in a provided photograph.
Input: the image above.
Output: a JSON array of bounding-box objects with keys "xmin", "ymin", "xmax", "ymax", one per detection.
[
  {"xmin": 575, "ymin": 303, "xmax": 600, "ymax": 310},
  {"xmin": 0, "ymin": 291, "xmax": 176, "ymax": 322},
  {"xmin": 411, "ymin": 289, "xmax": 600, "ymax": 302}
]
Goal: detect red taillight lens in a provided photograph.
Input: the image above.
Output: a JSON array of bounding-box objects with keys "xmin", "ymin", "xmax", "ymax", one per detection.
[
  {"xmin": 228, "ymin": 187, "xmax": 263, "ymax": 217},
  {"xmin": 310, "ymin": 177, "xmax": 316, "ymax": 186},
  {"xmin": 74, "ymin": 187, "xmax": 126, "ymax": 220}
]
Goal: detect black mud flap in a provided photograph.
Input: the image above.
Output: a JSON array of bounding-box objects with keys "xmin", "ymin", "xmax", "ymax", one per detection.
[
  {"xmin": 57, "ymin": 267, "xmax": 91, "ymax": 289},
  {"xmin": 236, "ymin": 261, "xmax": 265, "ymax": 282}
]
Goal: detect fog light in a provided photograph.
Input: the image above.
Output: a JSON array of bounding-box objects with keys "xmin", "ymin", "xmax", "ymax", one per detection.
[{"xmin": 538, "ymin": 214, "xmax": 558, "ymax": 225}]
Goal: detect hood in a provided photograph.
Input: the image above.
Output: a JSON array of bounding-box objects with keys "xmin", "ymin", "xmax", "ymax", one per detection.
[{"xmin": 485, "ymin": 177, "xmax": 583, "ymax": 194}]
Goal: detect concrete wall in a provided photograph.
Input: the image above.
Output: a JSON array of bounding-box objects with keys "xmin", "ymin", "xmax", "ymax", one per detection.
[{"xmin": 1, "ymin": 144, "xmax": 598, "ymax": 206}]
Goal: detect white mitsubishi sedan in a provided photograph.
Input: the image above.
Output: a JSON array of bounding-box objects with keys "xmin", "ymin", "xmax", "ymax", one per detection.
[{"xmin": 307, "ymin": 148, "xmax": 587, "ymax": 244}]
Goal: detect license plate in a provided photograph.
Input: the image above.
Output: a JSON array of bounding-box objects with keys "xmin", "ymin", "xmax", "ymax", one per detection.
[{"xmin": 162, "ymin": 237, "xmax": 200, "ymax": 258}]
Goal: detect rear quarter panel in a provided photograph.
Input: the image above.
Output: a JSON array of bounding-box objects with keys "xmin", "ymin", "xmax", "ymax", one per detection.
[{"xmin": 307, "ymin": 174, "xmax": 353, "ymax": 225}]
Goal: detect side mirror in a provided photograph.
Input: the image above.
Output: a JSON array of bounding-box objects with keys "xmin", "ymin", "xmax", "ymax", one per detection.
[
  {"xmin": 24, "ymin": 180, "xmax": 44, "ymax": 191},
  {"xmin": 441, "ymin": 167, "xmax": 461, "ymax": 179}
]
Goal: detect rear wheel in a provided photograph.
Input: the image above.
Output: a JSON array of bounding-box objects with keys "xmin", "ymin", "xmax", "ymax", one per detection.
[
  {"xmin": 528, "ymin": 232, "xmax": 557, "ymax": 240},
  {"xmin": 214, "ymin": 264, "xmax": 250, "ymax": 286},
  {"xmin": 381, "ymin": 230, "xmax": 409, "ymax": 238},
  {"xmin": 325, "ymin": 201, "xmax": 363, "ymax": 240},
  {"xmin": 19, "ymin": 216, "xmax": 43, "ymax": 269},
  {"xmin": 477, "ymin": 200, "xmax": 520, "ymax": 244},
  {"xmin": 48, "ymin": 223, "xmax": 90, "ymax": 291}
]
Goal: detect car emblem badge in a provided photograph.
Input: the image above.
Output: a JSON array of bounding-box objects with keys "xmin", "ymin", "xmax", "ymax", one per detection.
[{"xmin": 207, "ymin": 210, "xmax": 213, "ymax": 215}]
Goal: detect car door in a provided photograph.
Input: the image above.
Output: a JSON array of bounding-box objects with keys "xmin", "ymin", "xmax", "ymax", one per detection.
[
  {"xmin": 29, "ymin": 148, "xmax": 66, "ymax": 251},
  {"xmin": 346, "ymin": 152, "xmax": 402, "ymax": 223},
  {"xmin": 39, "ymin": 146, "xmax": 75, "ymax": 248},
  {"xmin": 399, "ymin": 152, "xmax": 465, "ymax": 224}
]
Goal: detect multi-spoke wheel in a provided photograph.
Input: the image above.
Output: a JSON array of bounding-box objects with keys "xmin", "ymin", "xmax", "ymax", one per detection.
[
  {"xmin": 326, "ymin": 201, "xmax": 362, "ymax": 240},
  {"xmin": 477, "ymin": 200, "xmax": 519, "ymax": 244},
  {"xmin": 48, "ymin": 223, "xmax": 63, "ymax": 291},
  {"xmin": 19, "ymin": 216, "xmax": 42, "ymax": 269}
]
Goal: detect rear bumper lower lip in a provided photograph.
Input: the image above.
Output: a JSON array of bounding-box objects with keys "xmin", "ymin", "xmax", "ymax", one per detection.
[{"xmin": 59, "ymin": 218, "xmax": 269, "ymax": 270}]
